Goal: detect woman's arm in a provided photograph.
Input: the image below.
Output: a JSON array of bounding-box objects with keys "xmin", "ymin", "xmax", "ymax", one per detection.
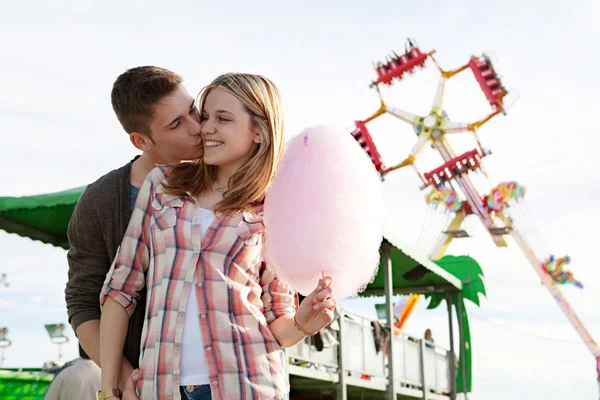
[
  {"xmin": 98, "ymin": 168, "xmax": 162, "ymax": 392},
  {"xmin": 100, "ymin": 297, "xmax": 130, "ymax": 390}
]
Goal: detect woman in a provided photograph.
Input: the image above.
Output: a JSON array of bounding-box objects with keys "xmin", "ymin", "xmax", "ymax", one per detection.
[{"xmin": 99, "ymin": 73, "xmax": 336, "ymax": 400}]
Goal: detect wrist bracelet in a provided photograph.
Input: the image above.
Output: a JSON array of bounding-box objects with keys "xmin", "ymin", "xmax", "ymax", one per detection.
[
  {"xmin": 293, "ymin": 314, "xmax": 317, "ymax": 336},
  {"xmin": 96, "ymin": 388, "xmax": 122, "ymax": 400}
]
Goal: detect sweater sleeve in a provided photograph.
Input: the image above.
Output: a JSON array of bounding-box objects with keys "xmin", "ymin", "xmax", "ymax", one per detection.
[{"xmin": 65, "ymin": 187, "xmax": 111, "ymax": 333}]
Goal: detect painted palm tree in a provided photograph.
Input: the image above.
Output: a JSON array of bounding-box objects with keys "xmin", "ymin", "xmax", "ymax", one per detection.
[{"xmin": 425, "ymin": 255, "xmax": 486, "ymax": 393}]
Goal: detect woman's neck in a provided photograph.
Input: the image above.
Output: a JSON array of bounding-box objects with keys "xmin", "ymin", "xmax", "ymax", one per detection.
[{"xmin": 216, "ymin": 163, "xmax": 240, "ymax": 189}]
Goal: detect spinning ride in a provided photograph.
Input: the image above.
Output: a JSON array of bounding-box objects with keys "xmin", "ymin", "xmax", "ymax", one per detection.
[{"xmin": 350, "ymin": 38, "xmax": 600, "ymax": 393}]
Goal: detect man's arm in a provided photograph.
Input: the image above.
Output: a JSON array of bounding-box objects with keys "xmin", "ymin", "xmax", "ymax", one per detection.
[{"xmin": 64, "ymin": 189, "xmax": 133, "ymax": 386}]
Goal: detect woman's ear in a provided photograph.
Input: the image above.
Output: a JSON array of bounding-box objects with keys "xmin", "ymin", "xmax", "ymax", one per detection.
[{"xmin": 253, "ymin": 132, "xmax": 262, "ymax": 144}]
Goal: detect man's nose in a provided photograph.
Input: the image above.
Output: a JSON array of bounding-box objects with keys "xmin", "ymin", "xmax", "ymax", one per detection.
[{"xmin": 190, "ymin": 117, "xmax": 203, "ymax": 135}]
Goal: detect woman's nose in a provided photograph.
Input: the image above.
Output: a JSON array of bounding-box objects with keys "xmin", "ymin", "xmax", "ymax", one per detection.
[{"xmin": 201, "ymin": 120, "xmax": 216, "ymax": 135}]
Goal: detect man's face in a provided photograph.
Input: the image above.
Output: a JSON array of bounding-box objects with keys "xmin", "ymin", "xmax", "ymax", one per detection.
[{"xmin": 144, "ymin": 85, "xmax": 203, "ymax": 164}]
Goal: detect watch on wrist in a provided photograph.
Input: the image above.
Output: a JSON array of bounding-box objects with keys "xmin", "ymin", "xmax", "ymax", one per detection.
[{"xmin": 96, "ymin": 388, "xmax": 122, "ymax": 400}]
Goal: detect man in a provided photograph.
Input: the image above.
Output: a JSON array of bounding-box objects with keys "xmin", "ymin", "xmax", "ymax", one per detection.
[
  {"xmin": 65, "ymin": 66, "xmax": 203, "ymax": 398},
  {"xmin": 44, "ymin": 344, "xmax": 101, "ymax": 400}
]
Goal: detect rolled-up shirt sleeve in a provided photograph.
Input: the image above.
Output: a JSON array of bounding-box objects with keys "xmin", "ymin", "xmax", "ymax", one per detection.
[
  {"xmin": 260, "ymin": 262, "xmax": 297, "ymax": 324},
  {"xmin": 100, "ymin": 174, "xmax": 155, "ymax": 317}
]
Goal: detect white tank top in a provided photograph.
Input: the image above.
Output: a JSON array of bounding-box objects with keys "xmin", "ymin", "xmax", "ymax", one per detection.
[{"xmin": 180, "ymin": 208, "xmax": 214, "ymax": 385}]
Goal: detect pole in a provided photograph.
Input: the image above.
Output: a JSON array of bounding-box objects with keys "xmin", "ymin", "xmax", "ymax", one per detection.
[
  {"xmin": 419, "ymin": 339, "xmax": 428, "ymax": 399},
  {"xmin": 337, "ymin": 306, "xmax": 347, "ymax": 400},
  {"xmin": 383, "ymin": 242, "xmax": 398, "ymax": 400},
  {"xmin": 597, "ymin": 361, "xmax": 600, "ymax": 400},
  {"xmin": 447, "ymin": 293, "xmax": 457, "ymax": 400},
  {"xmin": 456, "ymin": 293, "xmax": 467, "ymax": 398}
]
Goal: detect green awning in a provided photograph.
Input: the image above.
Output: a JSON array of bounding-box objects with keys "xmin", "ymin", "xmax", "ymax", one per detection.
[
  {"xmin": 360, "ymin": 227, "xmax": 462, "ymax": 296},
  {"xmin": 0, "ymin": 187, "xmax": 86, "ymax": 249}
]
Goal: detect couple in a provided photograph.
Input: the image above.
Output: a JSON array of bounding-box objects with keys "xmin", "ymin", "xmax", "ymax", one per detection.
[{"xmin": 65, "ymin": 67, "xmax": 337, "ymax": 400}]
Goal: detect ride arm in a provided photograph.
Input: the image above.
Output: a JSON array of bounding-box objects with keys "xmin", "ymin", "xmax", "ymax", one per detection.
[
  {"xmin": 443, "ymin": 108, "xmax": 503, "ymax": 135},
  {"xmin": 385, "ymin": 105, "xmax": 418, "ymax": 125},
  {"xmin": 429, "ymin": 54, "xmax": 470, "ymax": 80}
]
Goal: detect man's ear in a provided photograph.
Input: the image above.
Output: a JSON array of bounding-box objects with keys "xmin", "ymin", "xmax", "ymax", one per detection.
[{"xmin": 129, "ymin": 132, "xmax": 153, "ymax": 151}]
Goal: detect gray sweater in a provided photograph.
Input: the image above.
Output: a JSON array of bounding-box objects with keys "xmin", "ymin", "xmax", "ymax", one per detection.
[{"xmin": 65, "ymin": 157, "xmax": 146, "ymax": 368}]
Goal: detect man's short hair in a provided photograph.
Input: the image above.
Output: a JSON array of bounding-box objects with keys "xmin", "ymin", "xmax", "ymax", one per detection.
[{"xmin": 111, "ymin": 66, "xmax": 182, "ymax": 137}]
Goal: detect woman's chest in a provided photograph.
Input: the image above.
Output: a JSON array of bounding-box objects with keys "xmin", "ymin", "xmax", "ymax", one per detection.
[{"xmin": 147, "ymin": 200, "xmax": 266, "ymax": 285}]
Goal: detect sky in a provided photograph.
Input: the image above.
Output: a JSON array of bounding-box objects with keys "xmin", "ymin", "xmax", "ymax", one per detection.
[{"xmin": 1, "ymin": 0, "xmax": 599, "ymax": 398}]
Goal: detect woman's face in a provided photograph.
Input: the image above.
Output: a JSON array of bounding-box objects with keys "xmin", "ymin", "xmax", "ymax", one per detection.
[{"xmin": 200, "ymin": 86, "xmax": 260, "ymax": 169}]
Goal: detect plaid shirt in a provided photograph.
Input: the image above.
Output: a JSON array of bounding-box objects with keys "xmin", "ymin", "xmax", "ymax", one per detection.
[{"xmin": 100, "ymin": 166, "xmax": 296, "ymax": 400}]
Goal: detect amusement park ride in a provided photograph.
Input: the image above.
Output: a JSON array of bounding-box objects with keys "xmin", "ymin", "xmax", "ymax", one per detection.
[{"xmin": 350, "ymin": 38, "xmax": 600, "ymax": 393}]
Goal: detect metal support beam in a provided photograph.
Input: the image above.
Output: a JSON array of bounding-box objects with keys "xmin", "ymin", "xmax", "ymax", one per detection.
[
  {"xmin": 447, "ymin": 293, "xmax": 457, "ymax": 400},
  {"xmin": 336, "ymin": 307, "xmax": 347, "ymax": 400},
  {"xmin": 283, "ymin": 347, "xmax": 289, "ymax": 386},
  {"xmin": 419, "ymin": 339, "xmax": 428, "ymax": 400},
  {"xmin": 383, "ymin": 243, "xmax": 398, "ymax": 400},
  {"xmin": 456, "ymin": 293, "xmax": 468, "ymax": 397}
]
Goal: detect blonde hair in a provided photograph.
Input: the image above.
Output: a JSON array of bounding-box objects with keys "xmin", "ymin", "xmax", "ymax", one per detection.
[{"xmin": 163, "ymin": 73, "xmax": 285, "ymax": 215}]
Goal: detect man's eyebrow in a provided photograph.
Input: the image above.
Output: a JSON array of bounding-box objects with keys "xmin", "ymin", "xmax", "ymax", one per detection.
[{"xmin": 189, "ymin": 99, "xmax": 196, "ymax": 112}]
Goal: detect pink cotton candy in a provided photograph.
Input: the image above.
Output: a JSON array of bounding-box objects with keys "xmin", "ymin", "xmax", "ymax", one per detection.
[{"xmin": 263, "ymin": 124, "xmax": 385, "ymax": 299}]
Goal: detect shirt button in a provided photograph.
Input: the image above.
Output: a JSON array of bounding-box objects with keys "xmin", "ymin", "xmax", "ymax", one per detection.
[
  {"xmin": 179, "ymin": 312, "xmax": 185, "ymax": 317},
  {"xmin": 212, "ymin": 380, "xmax": 218, "ymax": 386},
  {"xmin": 175, "ymin": 344, "xmax": 180, "ymax": 350},
  {"xmin": 206, "ymin": 346, "xmax": 212, "ymax": 351},
  {"xmin": 200, "ymin": 314, "xmax": 207, "ymax": 319},
  {"xmin": 197, "ymin": 282, "xmax": 203, "ymax": 288}
]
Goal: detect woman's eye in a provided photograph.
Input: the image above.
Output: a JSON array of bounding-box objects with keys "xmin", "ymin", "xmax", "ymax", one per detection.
[
  {"xmin": 172, "ymin": 121, "xmax": 180, "ymax": 129},
  {"xmin": 219, "ymin": 117, "xmax": 230, "ymax": 122}
]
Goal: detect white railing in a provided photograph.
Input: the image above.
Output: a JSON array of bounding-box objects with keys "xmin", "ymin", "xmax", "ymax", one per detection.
[{"xmin": 287, "ymin": 309, "xmax": 451, "ymax": 395}]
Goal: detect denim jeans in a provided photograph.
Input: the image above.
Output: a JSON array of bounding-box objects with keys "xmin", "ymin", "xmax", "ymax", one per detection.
[
  {"xmin": 179, "ymin": 385, "xmax": 289, "ymax": 400},
  {"xmin": 180, "ymin": 384, "xmax": 212, "ymax": 400}
]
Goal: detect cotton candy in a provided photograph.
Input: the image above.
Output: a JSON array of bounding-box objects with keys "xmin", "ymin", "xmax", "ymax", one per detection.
[{"xmin": 263, "ymin": 124, "xmax": 385, "ymax": 299}]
